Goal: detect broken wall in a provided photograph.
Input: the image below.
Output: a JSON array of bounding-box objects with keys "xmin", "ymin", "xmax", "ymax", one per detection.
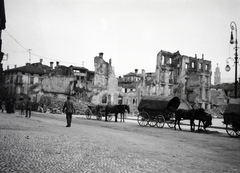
[
  {"xmin": 42, "ymin": 76, "xmax": 75, "ymax": 94},
  {"xmin": 92, "ymin": 53, "xmax": 119, "ymax": 105},
  {"xmin": 94, "ymin": 55, "xmax": 109, "ymax": 89}
]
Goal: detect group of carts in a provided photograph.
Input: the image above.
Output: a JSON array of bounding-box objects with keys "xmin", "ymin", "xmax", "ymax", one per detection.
[{"xmin": 85, "ymin": 96, "xmax": 240, "ymax": 138}]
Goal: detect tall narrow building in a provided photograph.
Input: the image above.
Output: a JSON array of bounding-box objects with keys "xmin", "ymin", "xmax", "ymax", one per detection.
[{"xmin": 214, "ymin": 63, "xmax": 221, "ymax": 85}]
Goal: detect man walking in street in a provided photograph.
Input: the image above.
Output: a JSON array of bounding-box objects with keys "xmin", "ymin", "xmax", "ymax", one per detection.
[
  {"xmin": 62, "ymin": 96, "xmax": 75, "ymax": 127},
  {"xmin": 25, "ymin": 97, "xmax": 32, "ymax": 118}
]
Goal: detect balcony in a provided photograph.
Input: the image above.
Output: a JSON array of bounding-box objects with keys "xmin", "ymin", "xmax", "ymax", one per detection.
[{"xmin": 15, "ymin": 79, "xmax": 23, "ymax": 85}]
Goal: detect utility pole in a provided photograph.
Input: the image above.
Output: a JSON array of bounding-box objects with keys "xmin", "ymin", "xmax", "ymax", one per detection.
[
  {"xmin": 0, "ymin": 0, "xmax": 6, "ymax": 100},
  {"xmin": 27, "ymin": 49, "xmax": 31, "ymax": 96}
]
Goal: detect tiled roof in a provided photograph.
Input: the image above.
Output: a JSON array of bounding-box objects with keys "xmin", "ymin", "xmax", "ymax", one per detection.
[
  {"xmin": 121, "ymin": 82, "xmax": 138, "ymax": 89},
  {"xmin": 4, "ymin": 64, "xmax": 51, "ymax": 75},
  {"xmin": 124, "ymin": 72, "xmax": 141, "ymax": 77},
  {"xmin": 72, "ymin": 66, "xmax": 88, "ymax": 71}
]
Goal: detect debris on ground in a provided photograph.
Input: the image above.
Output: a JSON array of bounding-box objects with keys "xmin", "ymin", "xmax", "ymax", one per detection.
[{"xmin": 37, "ymin": 95, "xmax": 91, "ymax": 115}]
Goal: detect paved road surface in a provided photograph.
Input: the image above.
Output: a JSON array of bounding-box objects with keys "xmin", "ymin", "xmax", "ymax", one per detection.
[{"xmin": 0, "ymin": 111, "xmax": 239, "ymax": 173}]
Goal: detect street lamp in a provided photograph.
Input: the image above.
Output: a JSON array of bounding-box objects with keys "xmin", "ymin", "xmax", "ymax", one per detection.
[{"xmin": 225, "ymin": 21, "xmax": 239, "ymax": 98}]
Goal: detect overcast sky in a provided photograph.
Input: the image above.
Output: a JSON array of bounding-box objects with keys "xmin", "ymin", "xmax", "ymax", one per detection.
[{"xmin": 2, "ymin": 0, "xmax": 240, "ymax": 83}]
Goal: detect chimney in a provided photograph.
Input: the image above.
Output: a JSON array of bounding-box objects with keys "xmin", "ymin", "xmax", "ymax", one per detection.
[
  {"xmin": 99, "ymin": 52, "xmax": 104, "ymax": 58},
  {"xmin": 202, "ymin": 54, "xmax": 204, "ymax": 60},
  {"xmin": 56, "ymin": 61, "xmax": 59, "ymax": 66},
  {"xmin": 15, "ymin": 65, "xmax": 17, "ymax": 68},
  {"xmin": 142, "ymin": 69, "xmax": 145, "ymax": 78},
  {"xmin": 7, "ymin": 65, "xmax": 9, "ymax": 70},
  {"xmin": 40, "ymin": 59, "xmax": 43, "ymax": 64},
  {"xmin": 195, "ymin": 54, "xmax": 197, "ymax": 58},
  {"xmin": 135, "ymin": 69, "xmax": 138, "ymax": 75},
  {"xmin": 50, "ymin": 62, "xmax": 54, "ymax": 69},
  {"xmin": 109, "ymin": 59, "xmax": 112, "ymax": 65}
]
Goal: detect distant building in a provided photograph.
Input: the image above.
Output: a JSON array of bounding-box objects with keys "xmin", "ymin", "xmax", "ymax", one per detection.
[
  {"xmin": 118, "ymin": 69, "xmax": 141, "ymax": 94},
  {"xmin": 3, "ymin": 59, "xmax": 51, "ymax": 99},
  {"xmin": 156, "ymin": 50, "xmax": 212, "ymax": 109},
  {"xmin": 3, "ymin": 59, "xmax": 94, "ymax": 101},
  {"xmin": 214, "ymin": 63, "xmax": 221, "ymax": 85},
  {"xmin": 118, "ymin": 50, "xmax": 213, "ymax": 110}
]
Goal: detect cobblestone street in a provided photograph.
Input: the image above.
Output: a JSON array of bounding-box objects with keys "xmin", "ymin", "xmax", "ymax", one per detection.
[{"xmin": 1, "ymin": 111, "xmax": 240, "ymax": 173}]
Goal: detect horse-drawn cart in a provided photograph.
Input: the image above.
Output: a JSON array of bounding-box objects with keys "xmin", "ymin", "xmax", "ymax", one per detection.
[
  {"xmin": 222, "ymin": 99, "xmax": 240, "ymax": 137},
  {"xmin": 85, "ymin": 105, "xmax": 113, "ymax": 121},
  {"xmin": 137, "ymin": 96, "xmax": 180, "ymax": 128}
]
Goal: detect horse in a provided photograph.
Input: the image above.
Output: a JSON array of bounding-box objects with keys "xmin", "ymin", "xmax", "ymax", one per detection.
[
  {"xmin": 105, "ymin": 104, "xmax": 130, "ymax": 122},
  {"xmin": 196, "ymin": 113, "xmax": 212, "ymax": 131},
  {"xmin": 174, "ymin": 108, "xmax": 211, "ymax": 131},
  {"xmin": 118, "ymin": 105, "xmax": 130, "ymax": 122}
]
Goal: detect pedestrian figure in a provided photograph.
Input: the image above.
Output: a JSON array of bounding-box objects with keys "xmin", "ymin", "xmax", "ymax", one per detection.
[
  {"xmin": 1, "ymin": 100, "xmax": 5, "ymax": 113},
  {"xmin": 25, "ymin": 98, "xmax": 32, "ymax": 118},
  {"xmin": 20, "ymin": 100, "xmax": 25, "ymax": 115},
  {"xmin": 11, "ymin": 98, "xmax": 16, "ymax": 113},
  {"xmin": 62, "ymin": 96, "xmax": 75, "ymax": 127},
  {"xmin": 6, "ymin": 99, "xmax": 14, "ymax": 113}
]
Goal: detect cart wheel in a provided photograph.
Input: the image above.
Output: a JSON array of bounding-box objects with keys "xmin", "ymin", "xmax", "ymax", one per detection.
[
  {"xmin": 107, "ymin": 114, "xmax": 113, "ymax": 121},
  {"xmin": 96, "ymin": 111, "xmax": 103, "ymax": 120},
  {"xmin": 137, "ymin": 111, "xmax": 149, "ymax": 126},
  {"xmin": 226, "ymin": 122, "xmax": 240, "ymax": 137},
  {"xmin": 166, "ymin": 119, "xmax": 175, "ymax": 128},
  {"xmin": 85, "ymin": 109, "xmax": 92, "ymax": 119},
  {"xmin": 149, "ymin": 117, "xmax": 157, "ymax": 127},
  {"xmin": 156, "ymin": 115, "xmax": 165, "ymax": 128}
]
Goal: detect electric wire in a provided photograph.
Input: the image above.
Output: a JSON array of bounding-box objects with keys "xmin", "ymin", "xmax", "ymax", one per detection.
[{"xmin": 3, "ymin": 29, "xmax": 84, "ymax": 66}]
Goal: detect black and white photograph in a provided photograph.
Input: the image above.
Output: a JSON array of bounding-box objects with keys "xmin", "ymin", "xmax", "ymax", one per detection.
[{"xmin": 0, "ymin": 0, "xmax": 240, "ymax": 172}]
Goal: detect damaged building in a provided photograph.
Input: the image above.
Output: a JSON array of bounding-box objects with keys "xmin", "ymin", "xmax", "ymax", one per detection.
[
  {"xmin": 3, "ymin": 59, "xmax": 94, "ymax": 102},
  {"xmin": 3, "ymin": 49, "xmax": 212, "ymax": 113},
  {"xmin": 156, "ymin": 50, "xmax": 212, "ymax": 109},
  {"xmin": 119, "ymin": 50, "xmax": 212, "ymax": 110},
  {"xmin": 91, "ymin": 52, "xmax": 121, "ymax": 105}
]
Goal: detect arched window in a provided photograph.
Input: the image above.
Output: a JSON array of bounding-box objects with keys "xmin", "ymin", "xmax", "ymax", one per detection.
[
  {"xmin": 118, "ymin": 96, "xmax": 123, "ymax": 104},
  {"xmin": 102, "ymin": 94, "xmax": 107, "ymax": 104},
  {"xmin": 107, "ymin": 94, "xmax": 111, "ymax": 104}
]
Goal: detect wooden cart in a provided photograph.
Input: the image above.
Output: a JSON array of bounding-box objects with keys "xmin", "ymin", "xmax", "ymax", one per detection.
[
  {"xmin": 137, "ymin": 96, "xmax": 180, "ymax": 128},
  {"xmin": 222, "ymin": 98, "xmax": 240, "ymax": 137},
  {"xmin": 85, "ymin": 105, "xmax": 113, "ymax": 121}
]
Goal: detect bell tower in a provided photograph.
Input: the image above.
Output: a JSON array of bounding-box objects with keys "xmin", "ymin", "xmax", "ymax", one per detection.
[{"xmin": 214, "ymin": 63, "xmax": 221, "ymax": 85}]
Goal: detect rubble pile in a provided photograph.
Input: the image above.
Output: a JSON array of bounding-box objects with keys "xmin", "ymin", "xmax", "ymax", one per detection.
[
  {"xmin": 206, "ymin": 105, "xmax": 227, "ymax": 118},
  {"xmin": 38, "ymin": 95, "xmax": 90, "ymax": 115}
]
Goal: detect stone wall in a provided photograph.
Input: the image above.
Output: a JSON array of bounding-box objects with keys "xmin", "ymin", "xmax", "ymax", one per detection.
[
  {"xmin": 42, "ymin": 76, "xmax": 75, "ymax": 94},
  {"xmin": 92, "ymin": 53, "xmax": 120, "ymax": 105},
  {"xmin": 94, "ymin": 53, "xmax": 109, "ymax": 89}
]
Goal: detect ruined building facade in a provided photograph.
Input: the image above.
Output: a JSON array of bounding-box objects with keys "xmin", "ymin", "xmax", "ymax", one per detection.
[
  {"xmin": 119, "ymin": 50, "xmax": 212, "ymax": 110},
  {"xmin": 3, "ymin": 60, "xmax": 52, "ymax": 100},
  {"xmin": 155, "ymin": 50, "xmax": 212, "ymax": 109},
  {"xmin": 91, "ymin": 52, "xmax": 121, "ymax": 105},
  {"xmin": 3, "ymin": 59, "xmax": 94, "ymax": 102},
  {"xmin": 3, "ymin": 50, "xmax": 212, "ymax": 110}
]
